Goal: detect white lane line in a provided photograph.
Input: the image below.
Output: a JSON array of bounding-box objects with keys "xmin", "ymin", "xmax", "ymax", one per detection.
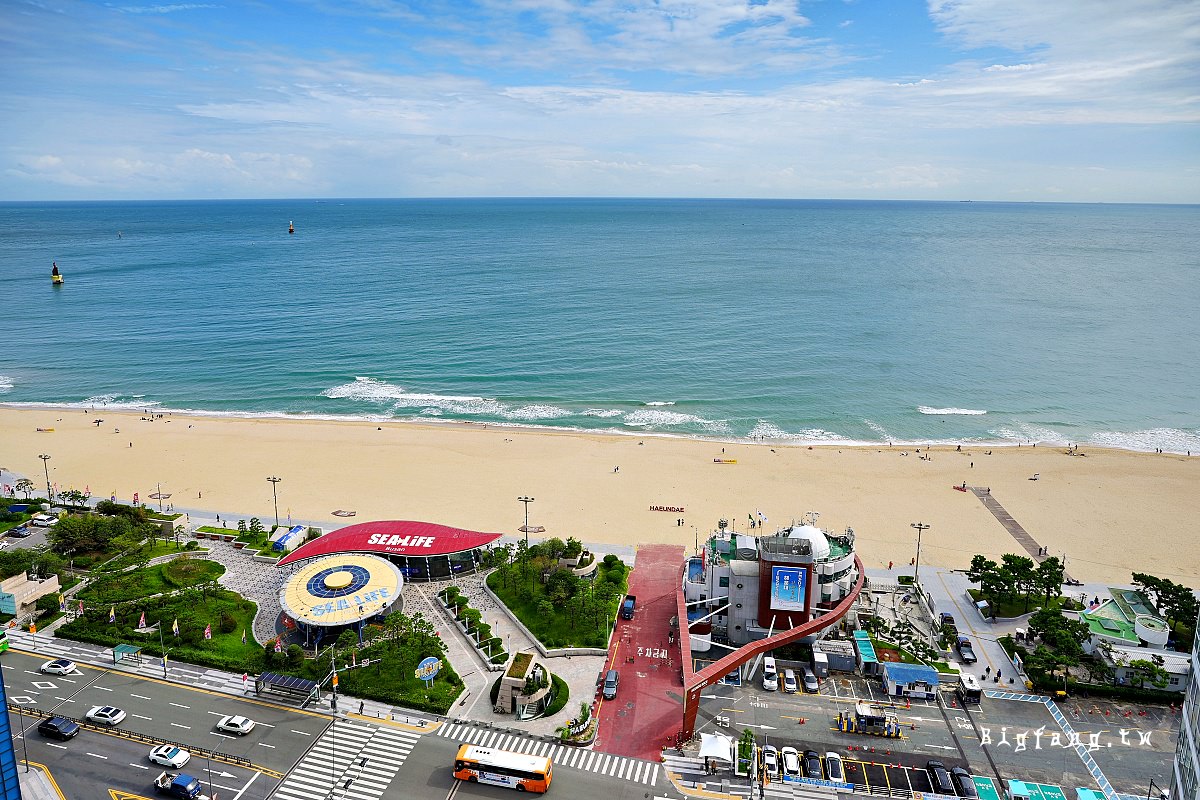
[
  {"xmin": 132, "ymin": 714, "xmax": 152, "ymax": 720},
  {"xmin": 129, "ymin": 763, "xmax": 150, "ymax": 770},
  {"xmin": 86, "ymin": 752, "xmax": 109, "ymax": 759},
  {"xmin": 170, "ymin": 723, "xmax": 190, "ymax": 729},
  {"xmin": 94, "ymin": 685, "xmax": 113, "ymax": 692},
  {"xmin": 230, "ymin": 769, "xmax": 261, "ymax": 800},
  {"xmin": 168, "ymin": 702, "xmax": 190, "ymax": 708},
  {"xmin": 45, "ymin": 743, "xmax": 68, "ymax": 750},
  {"xmin": 131, "ymin": 694, "xmax": 152, "ymax": 700},
  {"xmin": 290, "ymin": 729, "xmax": 312, "ymax": 736},
  {"xmin": 256, "ymin": 742, "xmax": 276, "ymax": 749}
]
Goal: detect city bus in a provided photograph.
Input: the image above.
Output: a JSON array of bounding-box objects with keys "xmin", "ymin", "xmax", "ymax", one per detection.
[
  {"xmin": 454, "ymin": 743, "xmax": 553, "ymax": 793},
  {"xmin": 957, "ymin": 673, "xmax": 983, "ymax": 706}
]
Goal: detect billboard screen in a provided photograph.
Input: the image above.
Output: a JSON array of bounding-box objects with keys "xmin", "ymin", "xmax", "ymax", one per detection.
[{"xmin": 770, "ymin": 566, "xmax": 808, "ymax": 611}]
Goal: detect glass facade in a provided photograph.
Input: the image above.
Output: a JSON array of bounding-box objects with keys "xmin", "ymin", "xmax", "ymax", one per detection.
[
  {"xmin": 1172, "ymin": 609, "xmax": 1199, "ymax": 800},
  {"xmin": 0, "ymin": 663, "xmax": 22, "ymax": 800},
  {"xmin": 391, "ymin": 548, "xmax": 483, "ymax": 582}
]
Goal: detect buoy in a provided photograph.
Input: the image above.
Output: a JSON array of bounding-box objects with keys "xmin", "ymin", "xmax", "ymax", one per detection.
[
  {"xmin": 51, "ymin": 261, "xmax": 64, "ymax": 285},
  {"xmin": 289, "ymin": 220, "xmax": 295, "ymax": 234}
]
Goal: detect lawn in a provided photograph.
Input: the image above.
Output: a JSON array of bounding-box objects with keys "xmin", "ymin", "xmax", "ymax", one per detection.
[
  {"xmin": 77, "ymin": 558, "xmax": 225, "ymax": 605},
  {"xmin": 486, "ymin": 557, "xmax": 628, "ymax": 648},
  {"xmin": 93, "ymin": 541, "xmax": 207, "ymax": 573},
  {"xmin": 871, "ymin": 637, "xmax": 957, "ymax": 674},
  {"xmin": 968, "ymin": 588, "xmax": 1066, "ymax": 619}
]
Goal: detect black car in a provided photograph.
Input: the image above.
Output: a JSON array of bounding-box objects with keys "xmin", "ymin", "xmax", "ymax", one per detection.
[
  {"xmin": 951, "ymin": 767, "xmax": 977, "ymax": 797},
  {"xmin": 38, "ymin": 716, "xmax": 80, "ymax": 741},
  {"xmin": 802, "ymin": 750, "xmax": 823, "ymax": 779},
  {"xmin": 927, "ymin": 761, "xmax": 955, "ymax": 795}
]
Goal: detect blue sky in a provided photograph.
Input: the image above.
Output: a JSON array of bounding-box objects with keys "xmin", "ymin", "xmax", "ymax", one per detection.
[{"xmin": 2, "ymin": 0, "xmax": 1197, "ymax": 202}]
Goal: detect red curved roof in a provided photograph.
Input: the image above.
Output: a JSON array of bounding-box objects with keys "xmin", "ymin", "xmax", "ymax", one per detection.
[{"xmin": 277, "ymin": 520, "xmax": 503, "ymax": 566}]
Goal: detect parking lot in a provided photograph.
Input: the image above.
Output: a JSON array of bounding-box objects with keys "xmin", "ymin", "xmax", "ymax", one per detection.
[{"xmin": 694, "ymin": 666, "xmax": 1177, "ymax": 796}]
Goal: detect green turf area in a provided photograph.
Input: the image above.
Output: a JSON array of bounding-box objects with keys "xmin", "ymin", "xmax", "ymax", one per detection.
[
  {"xmin": 77, "ymin": 557, "xmax": 225, "ymax": 604},
  {"xmin": 486, "ymin": 556, "xmax": 628, "ymax": 648}
]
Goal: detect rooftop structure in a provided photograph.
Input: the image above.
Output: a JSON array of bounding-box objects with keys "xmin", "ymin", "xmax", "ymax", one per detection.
[
  {"xmin": 278, "ymin": 554, "xmax": 404, "ymax": 647},
  {"xmin": 1171, "ymin": 608, "xmax": 1200, "ymax": 800},
  {"xmin": 1081, "ymin": 587, "xmax": 1170, "ymax": 649}
]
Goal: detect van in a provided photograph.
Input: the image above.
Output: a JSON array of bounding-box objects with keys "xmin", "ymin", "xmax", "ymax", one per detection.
[
  {"xmin": 762, "ymin": 656, "xmax": 778, "ymax": 691},
  {"xmin": 800, "ymin": 666, "xmax": 819, "ymax": 693},
  {"xmin": 782, "ymin": 668, "xmax": 798, "ymax": 693},
  {"xmin": 602, "ymin": 669, "xmax": 619, "ymax": 699},
  {"xmin": 31, "ymin": 513, "xmax": 57, "ymax": 528}
]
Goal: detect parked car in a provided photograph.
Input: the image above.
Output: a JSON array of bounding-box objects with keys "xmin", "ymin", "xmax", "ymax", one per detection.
[
  {"xmin": 149, "ymin": 745, "xmax": 192, "ymax": 768},
  {"xmin": 602, "ymin": 669, "xmax": 620, "ymax": 700},
  {"xmin": 780, "ymin": 747, "xmax": 801, "ymax": 778},
  {"xmin": 956, "ymin": 635, "xmax": 977, "ymax": 664},
  {"xmin": 800, "ymin": 666, "xmax": 819, "ymax": 693},
  {"xmin": 8, "ymin": 525, "xmax": 32, "ymax": 538},
  {"xmin": 926, "ymin": 760, "xmax": 955, "ymax": 795},
  {"xmin": 802, "ymin": 750, "xmax": 823, "ymax": 779},
  {"xmin": 761, "ymin": 655, "xmax": 778, "ymax": 691},
  {"xmin": 781, "ymin": 668, "xmax": 798, "ymax": 694},
  {"xmin": 761, "ymin": 745, "xmax": 779, "ymax": 779},
  {"xmin": 86, "ymin": 705, "xmax": 127, "ymax": 726},
  {"xmin": 39, "ymin": 658, "xmax": 77, "ymax": 675},
  {"xmin": 951, "ymin": 767, "xmax": 977, "ymax": 797},
  {"xmin": 824, "ymin": 752, "xmax": 844, "ymax": 782},
  {"xmin": 37, "ymin": 716, "xmax": 80, "ymax": 741},
  {"xmin": 215, "ymin": 715, "xmax": 255, "ymax": 735},
  {"xmin": 939, "ymin": 612, "xmax": 956, "ymax": 627}
]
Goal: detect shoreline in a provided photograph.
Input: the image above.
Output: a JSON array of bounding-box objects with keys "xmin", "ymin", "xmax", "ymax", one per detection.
[
  {"xmin": 3, "ymin": 401, "xmax": 1195, "ymax": 456},
  {"xmin": 3, "ymin": 405, "xmax": 1197, "ymax": 586}
]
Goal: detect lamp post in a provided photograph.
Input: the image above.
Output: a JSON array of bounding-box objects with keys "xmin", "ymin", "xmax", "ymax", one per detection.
[
  {"xmin": 518, "ymin": 496, "xmax": 534, "ymax": 550},
  {"xmin": 911, "ymin": 521, "xmax": 930, "ymax": 588},
  {"xmin": 267, "ymin": 476, "xmax": 282, "ymax": 529},
  {"xmin": 38, "ymin": 453, "xmax": 51, "ymax": 504},
  {"xmin": 1147, "ymin": 778, "xmax": 1167, "ymax": 800}
]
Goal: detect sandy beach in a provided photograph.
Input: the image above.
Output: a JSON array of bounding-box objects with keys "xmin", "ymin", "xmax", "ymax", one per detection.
[{"xmin": 2, "ymin": 406, "xmax": 1196, "ymax": 586}]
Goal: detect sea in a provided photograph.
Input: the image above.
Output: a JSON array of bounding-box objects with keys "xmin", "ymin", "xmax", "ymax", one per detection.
[{"xmin": 2, "ymin": 198, "xmax": 1198, "ymax": 453}]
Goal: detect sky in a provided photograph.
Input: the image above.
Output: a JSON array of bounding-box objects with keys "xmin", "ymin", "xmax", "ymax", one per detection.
[{"xmin": 1, "ymin": 0, "xmax": 1197, "ymax": 202}]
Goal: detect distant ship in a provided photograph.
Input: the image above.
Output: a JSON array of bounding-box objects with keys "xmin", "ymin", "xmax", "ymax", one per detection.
[{"xmin": 51, "ymin": 261, "xmax": 64, "ymax": 285}]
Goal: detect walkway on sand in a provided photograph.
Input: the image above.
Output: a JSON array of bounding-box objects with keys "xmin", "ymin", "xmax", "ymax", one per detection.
[
  {"xmin": 969, "ymin": 487, "xmax": 1074, "ymax": 581},
  {"xmin": 594, "ymin": 543, "xmax": 686, "ymax": 761}
]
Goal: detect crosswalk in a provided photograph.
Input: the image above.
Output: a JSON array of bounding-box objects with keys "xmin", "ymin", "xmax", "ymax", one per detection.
[
  {"xmin": 274, "ymin": 719, "xmax": 419, "ymax": 800},
  {"xmin": 436, "ymin": 722, "xmax": 662, "ymax": 786}
]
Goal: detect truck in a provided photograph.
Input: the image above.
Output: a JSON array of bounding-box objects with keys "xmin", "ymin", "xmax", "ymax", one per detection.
[
  {"xmin": 154, "ymin": 772, "xmax": 209, "ymax": 800},
  {"xmin": 620, "ymin": 595, "xmax": 636, "ymax": 620}
]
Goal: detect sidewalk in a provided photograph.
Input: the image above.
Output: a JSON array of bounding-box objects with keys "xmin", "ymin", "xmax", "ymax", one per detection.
[{"xmin": 17, "ymin": 763, "xmax": 65, "ymax": 800}]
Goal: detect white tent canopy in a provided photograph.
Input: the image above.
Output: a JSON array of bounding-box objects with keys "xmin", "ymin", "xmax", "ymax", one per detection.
[{"xmin": 699, "ymin": 732, "xmax": 735, "ymax": 763}]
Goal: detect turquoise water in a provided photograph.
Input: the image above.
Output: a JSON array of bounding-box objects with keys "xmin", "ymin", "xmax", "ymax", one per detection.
[{"xmin": 2, "ymin": 198, "xmax": 1198, "ymax": 452}]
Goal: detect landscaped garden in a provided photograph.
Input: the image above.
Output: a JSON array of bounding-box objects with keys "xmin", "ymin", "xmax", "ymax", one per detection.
[{"xmin": 486, "ymin": 541, "xmax": 627, "ymax": 648}]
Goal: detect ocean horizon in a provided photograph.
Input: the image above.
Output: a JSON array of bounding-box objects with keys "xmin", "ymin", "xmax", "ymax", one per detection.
[{"xmin": 3, "ymin": 198, "xmax": 1198, "ymax": 453}]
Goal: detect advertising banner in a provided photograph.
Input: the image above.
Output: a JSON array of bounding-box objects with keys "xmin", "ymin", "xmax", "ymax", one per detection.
[{"xmin": 769, "ymin": 566, "xmax": 807, "ymax": 611}]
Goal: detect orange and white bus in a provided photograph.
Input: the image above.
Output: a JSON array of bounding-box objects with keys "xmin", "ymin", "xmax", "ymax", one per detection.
[{"xmin": 453, "ymin": 743, "xmax": 553, "ymax": 793}]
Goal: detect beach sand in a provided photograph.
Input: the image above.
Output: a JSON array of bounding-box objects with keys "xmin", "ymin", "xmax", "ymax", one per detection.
[{"xmin": 2, "ymin": 407, "xmax": 1196, "ymax": 586}]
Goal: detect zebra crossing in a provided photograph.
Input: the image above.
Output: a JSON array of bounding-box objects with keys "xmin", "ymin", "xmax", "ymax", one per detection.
[
  {"xmin": 274, "ymin": 719, "xmax": 420, "ymax": 800},
  {"xmin": 436, "ymin": 722, "xmax": 662, "ymax": 786}
]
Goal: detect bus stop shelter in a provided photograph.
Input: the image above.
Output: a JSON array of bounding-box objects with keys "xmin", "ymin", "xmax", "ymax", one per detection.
[{"xmin": 254, "ymin": 672, "xmax": 321, "ymax": 705}]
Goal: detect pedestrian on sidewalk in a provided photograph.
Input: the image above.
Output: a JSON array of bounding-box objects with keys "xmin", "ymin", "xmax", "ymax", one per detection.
[{"xmin": 360, "ymin": 700, "xmax": 365, "ymax": 715}]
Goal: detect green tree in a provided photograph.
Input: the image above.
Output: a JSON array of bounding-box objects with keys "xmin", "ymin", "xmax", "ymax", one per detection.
[
  {"xmin": 59, "ymin": 489, "xmax": 89, "ymax": 509},
  {"xmin": 1125, "ymin": 656, "xmax": 1170, "ymax": 689},
  {"xmin": 249, "ymin": 517, "xmax": 264, "ymax": 535},
  {"xmin": 543, "ymin": 537, "xmax": 566, "ymax": 559},
  {"xmin": 1001, "ymin": 554, "xmax": 1037, "ymax": 611},
  {"xmin": 1035, "ymin": 557, "xmax": 1065, "ymax": 605},
  {"xmin": 15, "ymin": 478, "xmax": 34, "ymax": 499}
]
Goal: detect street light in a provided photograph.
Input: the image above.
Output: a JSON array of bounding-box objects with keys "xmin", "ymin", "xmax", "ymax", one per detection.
[
  {"xmin": 38, "ymin": 453, "xmax": 51, "ymax": 504},
  {"xmin": 267, "ymin": 476, "xmax": 282, "ymax": 529},
  {"xmin": 911, "ymin": 521, "xmax": 930, "ymax": 587},
  {"xmin": 517, "ymin": 496, "xmax": 534, "ymax": 549}
]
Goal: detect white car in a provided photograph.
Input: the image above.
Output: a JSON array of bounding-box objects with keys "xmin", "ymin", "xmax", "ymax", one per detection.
[
  {"xmin": 761, "ymin": 745, "xmax": 779, "ymax": 779},
  {"xmin": 780, "ymin": 746, "xmax": 801, "ymax": 778},
  {"xmin": 824, "ymin": 752, "xmax": 845, "ymax": 782},
  {"xmin": 39, "ymin": 658, "xmax": 77, "ymax": 675},
  {"xmin": 216, "ymin": 715, "xmax": 255, "ymax": 735},
  {"xmin": 86, "ymin": 705, "xmax": 127, "ymax": 726},
  {"xmin": 149, "ymin": 745, "xmax": 191, "ymax": 768}
]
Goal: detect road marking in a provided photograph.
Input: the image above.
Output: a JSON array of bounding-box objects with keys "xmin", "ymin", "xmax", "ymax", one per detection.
[
  {"xmin": 132, "ymin": 714, "xmax": 152, "ymax": 720},
  {"xmin": 230, "ymin": 769, "xmax": 260, "ymax": 800},
  {"xmin": 170, "ymin": 723, "xmax": 190, "ymax": 729},
  {"xmin": 95, "ymin": 685, "xmax": 113, "ymax": 691},
  {"xmin": 256, "ymin": 742, "xmax": 276, "ymax": 748},
  {"xmin": 87, "ymin": 752, "xmax": 109, "ymax": 759},
  {"xmin": 290, "ymin": 729, "xmax": 311, "ymax": 736},
  {"xmin": 129, "ymin": 763, "xmax": 150, "ymax": 770},
  {"xmin": 169, "ymin": 702, "xmax": 190, "ymax": 708},
  {"xmin": 45, "ymin": 743, "xmax": 68, "ymax": 750},
  {"xmin": 131, "ymin": 694, "xmax": 152, "ymax": 700}
]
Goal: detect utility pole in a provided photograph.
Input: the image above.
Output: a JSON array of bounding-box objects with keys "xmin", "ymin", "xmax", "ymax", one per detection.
[
  {"xmin": 38, "ymin": 453, "xmax": 52, "ymax": 504},
  {"xmin": 911, "ymin": 522, "xmax": 930, "ymax": 588},
  {"xmin": 267, "ymin": 475, "xmax": 282, "ymax": 529},
  {"xmin": 517, "ymin": 496, "xmax": 534, "ymax": 550}
]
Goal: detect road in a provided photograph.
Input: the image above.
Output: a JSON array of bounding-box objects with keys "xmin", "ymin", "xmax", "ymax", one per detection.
[{"xmin": 6, "ymin": 646, "xmax": 681, "ymax": 799}]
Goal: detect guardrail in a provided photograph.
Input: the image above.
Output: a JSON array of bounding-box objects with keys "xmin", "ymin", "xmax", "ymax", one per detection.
[{"xmin": 7, "ymin": 703, "xmax": 254, "ymax": 768}]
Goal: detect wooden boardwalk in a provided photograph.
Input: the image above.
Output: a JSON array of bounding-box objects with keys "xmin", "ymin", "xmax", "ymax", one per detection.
[{"xmin": 969, "ymin": 487, "xmax": 1075, "ymax": 582}]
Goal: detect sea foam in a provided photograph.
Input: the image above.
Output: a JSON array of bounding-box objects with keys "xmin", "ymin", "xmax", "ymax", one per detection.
[
  {"xmin": 918, "ymin": 406, "xmax": 987, "ymax": 415},
  {"xmin": 0, "ymin": 375, "xmax": 12, "ymax": 392}
]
